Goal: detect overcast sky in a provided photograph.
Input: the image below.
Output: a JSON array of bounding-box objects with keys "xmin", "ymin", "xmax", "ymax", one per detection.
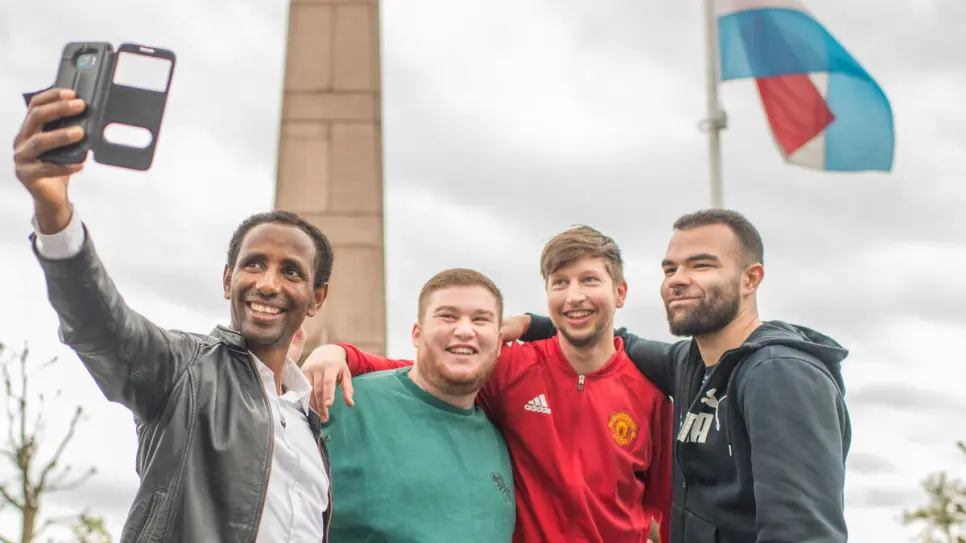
[{"xmin": 0, "ymin": 0, "xmax": 963, "ymax": 541}]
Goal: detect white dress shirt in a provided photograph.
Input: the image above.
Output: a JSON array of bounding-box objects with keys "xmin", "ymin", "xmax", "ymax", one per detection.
[{"xmin": 34, "ymin": 210, "xmax": 330, "ymax": 542}]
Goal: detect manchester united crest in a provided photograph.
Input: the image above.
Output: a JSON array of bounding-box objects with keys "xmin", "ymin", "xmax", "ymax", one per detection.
[{"xmin": 608, "ymin": 411, "xmax": 639, "ymax": 447}]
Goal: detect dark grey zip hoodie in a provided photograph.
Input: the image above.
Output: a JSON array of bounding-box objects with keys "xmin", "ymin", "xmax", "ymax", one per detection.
[{"xmin": 523, "ymin": 317, "xmax": 851, "ymax": 543}]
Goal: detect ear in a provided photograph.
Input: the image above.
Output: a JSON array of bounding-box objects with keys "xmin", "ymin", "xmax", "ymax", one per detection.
[
  {"xmin": 615, "ymin": 279, "xmax": 629, "ymax": 309},
  {"xmin": 743, "ymin": 263, "xmax": 764, "ymax": 296},
  {"xmin": 222, "ymin": 265, "xmax": 232, "ymax": 300},
  {"xmin": 411, "ymin": 322, "xmax": 421, "ymax": 350},
  {"xmin": 307, "ymin": 283, "xmax": 329, "ymax": 317}
]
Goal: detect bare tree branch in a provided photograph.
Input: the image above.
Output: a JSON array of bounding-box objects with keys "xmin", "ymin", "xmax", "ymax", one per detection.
[
  {"xmin": 0, "ymin": 342, "xmax": 100, "ymax": 543},
  {"xmin": 36, "ymin": 406, "xmax": 84, "ymax": 494},
  {"xmin": 2, "ymin": 348, "xmax": 18, "ymax": 452},
  {"xmin": 0, "ymin": 484, "xmax": 21, "ymax": 510},
  {"xmin": 33, "ymin": 517, "xmax": 58, "ymax": 540},
  {"xmin": 31, "ymin": 357, "xmax": 59, "ymax": 378},
  {"xmin": 46, "ymin": 467, "xmax": 96, "ymax": 494}
]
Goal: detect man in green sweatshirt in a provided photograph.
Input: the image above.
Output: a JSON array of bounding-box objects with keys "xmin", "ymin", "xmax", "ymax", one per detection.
[{"xmin": 321, "ymin": 268, "xmax": 515, "ymax": 542}]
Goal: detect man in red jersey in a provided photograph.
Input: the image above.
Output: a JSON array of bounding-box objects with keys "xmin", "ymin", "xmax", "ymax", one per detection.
[{"xmin": 302, "ymin": 226, "xmax": 671, "ymax": 543}]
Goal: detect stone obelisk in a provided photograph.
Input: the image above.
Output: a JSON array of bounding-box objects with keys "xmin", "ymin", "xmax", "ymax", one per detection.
[{"xmin": 274, "ymin": 0, "xmax": 386, "ymax": 357}]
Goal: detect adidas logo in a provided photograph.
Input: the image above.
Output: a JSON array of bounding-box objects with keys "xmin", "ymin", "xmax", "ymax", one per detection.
[{"xmin": 524, "ymin": 394, "xmax": 551, "ymax": 415}]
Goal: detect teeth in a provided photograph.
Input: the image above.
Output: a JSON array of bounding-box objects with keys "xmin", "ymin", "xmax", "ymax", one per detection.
[
  {"xmin": 250, "ymin": 303, "xmax": 280, "ymax": 315},
  {"xmin": 566, "ymin": 310, "xmax": 592, "ymax": 318},
  {"xmin": 448, "ymin": 347, "xmax": 475, "ymax": 355}
]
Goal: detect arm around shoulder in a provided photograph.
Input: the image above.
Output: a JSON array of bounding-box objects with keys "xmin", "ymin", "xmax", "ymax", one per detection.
[
  {"xmin": 33, "ymin": 215, "xmax": 197, "ymax": 422},
  {"xmin": 520, "ymin": 313, "xmax": 679, "ymax": 397},
  {"xmin": 739, "ymin": 356, "xmax": 850, "ymax": 543}
]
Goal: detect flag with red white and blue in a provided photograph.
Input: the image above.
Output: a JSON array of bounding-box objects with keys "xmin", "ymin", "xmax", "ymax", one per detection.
[{"xmin": 717, "ymin": 0, "xmax": 894, "ymax": 172}]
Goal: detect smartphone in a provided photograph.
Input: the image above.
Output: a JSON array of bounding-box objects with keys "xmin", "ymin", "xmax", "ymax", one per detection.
[
  {"xmin": 39, "ymin": 42, "xmax": 115, "ymax": 165},
  {"xmin": 33, "ymin": 42, "xmax": 176, "ymax": 171}
]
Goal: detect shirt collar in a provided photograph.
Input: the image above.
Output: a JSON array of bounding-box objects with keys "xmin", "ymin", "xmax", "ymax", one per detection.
[{"xmin": 250, "ymin": 352, "xmax": 313, "ymax": 414}]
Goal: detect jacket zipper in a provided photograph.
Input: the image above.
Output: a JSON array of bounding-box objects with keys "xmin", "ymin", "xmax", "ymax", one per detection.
[
  {"xmin": 674, "ymin": 352, "xmax": 702, "ymax": 511},
  {"xmin": 570, "ymin": 374, "xmax": 586, "ymax": 541},
  {"xmin": 248, "ymin": 357, "xmax": 276, "ymax": 543}
]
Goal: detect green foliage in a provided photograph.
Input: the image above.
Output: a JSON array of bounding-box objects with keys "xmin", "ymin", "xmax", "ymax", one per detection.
[
  {"xmin": 903, "ymin": 442, "xmax": 966, "ymax": 543},
  {"xmin": 70, "ymin": 511, "xmax": 111, "ymax": 543}
]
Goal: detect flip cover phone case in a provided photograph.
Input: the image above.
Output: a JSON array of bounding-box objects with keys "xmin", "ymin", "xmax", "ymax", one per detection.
[{"xmin": 23, "ymin": 42, "xmax": 176, "ymax": 171}]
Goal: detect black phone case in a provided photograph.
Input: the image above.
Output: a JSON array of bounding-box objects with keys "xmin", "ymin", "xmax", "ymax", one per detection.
[
  {"xmin": 38, "ymin": 42, "xmax": 114, "ymax": 165},
  {"xmin": 24, "ymin": 42, "xmax": 176, "ymax": 171}
]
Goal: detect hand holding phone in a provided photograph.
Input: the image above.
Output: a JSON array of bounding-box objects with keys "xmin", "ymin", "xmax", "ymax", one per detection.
[{"xmin": 23, "ymin": 42, "xmax": 176, "ymax": 171}]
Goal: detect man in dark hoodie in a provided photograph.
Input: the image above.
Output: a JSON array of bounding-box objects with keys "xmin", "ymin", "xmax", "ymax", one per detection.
[{"xmin": 510, "ymin": 209, "xmax": 851, "ymax": 543}]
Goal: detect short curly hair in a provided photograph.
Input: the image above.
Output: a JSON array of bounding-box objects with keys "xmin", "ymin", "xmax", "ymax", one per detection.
[{"xmin": 226, "ymin": 211, "xmax": 334, "ymax": 289}]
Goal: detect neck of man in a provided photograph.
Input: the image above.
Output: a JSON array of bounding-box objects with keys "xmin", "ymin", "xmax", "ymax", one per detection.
[
  {"xmin": 408, "ymin": 363, "xmax": 477, "ymax": 410},
  {"xmin": 559, "ymin": 329, "xmax": 616, "ymax": 375},
  {"xmin": 694, "ymin": 305, "xmax": 762, "ymax": 367},
  {"xmin": 250, "ymin": 345, "xmax": 288, "ymax": 395}
]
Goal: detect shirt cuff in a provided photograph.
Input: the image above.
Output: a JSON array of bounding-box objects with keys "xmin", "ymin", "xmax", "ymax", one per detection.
[{"xmin": 32, "ymin": 207, "xmax": 84, "ymax": 259}]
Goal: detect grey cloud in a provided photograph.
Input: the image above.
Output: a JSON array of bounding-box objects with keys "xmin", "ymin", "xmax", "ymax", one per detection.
[
  {"xmin": 0, "ymin": 0, "xmax": 285, "ymax": 176},
  {"xmin": 847, "ymin": 483, "xmax": 915, "ymax": 509},
  {"xmin": 46, "ymin": 475, "xmax": 136, "ymax": 517},
  {"xmin": 376, "ymin": 0, "xmax": 966, "ymax": 392},
  {"xmin": 2, "ymin": 2, "xmax": 964, "ymax": 538},
  {"xmin": 847, "ymin": 452, "xmax": 898, "ymax": 476},
  {"xmin": 846, "ymin": 383, "xmax": 966, "ymax": 413}
]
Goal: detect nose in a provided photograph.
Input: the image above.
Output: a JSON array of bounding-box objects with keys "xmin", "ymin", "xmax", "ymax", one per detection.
[
  {"xmin": 255, "ymin": 268, "xmax": 282, "ymax": 296},
  {"xmin": 666, "ymin": 268, "xmax": 691, "ymax": 290},
  {"xmin": 565, "ymin": 281, "xmax": 587, "ymax": 305},
  {"xmin": 453, "ymin": 317, "xmax": 474, "ymax": 339}
]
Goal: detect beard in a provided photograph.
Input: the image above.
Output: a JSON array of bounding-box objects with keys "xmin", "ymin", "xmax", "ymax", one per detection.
[
  {"xmin": 666, "ymin": 281, "xmax": 740, "ymax": 337},
  {"xmin": 417, "ymin": 346, "xmax": 497, "ymax": 397},
  {"xmin": 559, "ymin": 324, "xmax": 606, "ymax": 348}
]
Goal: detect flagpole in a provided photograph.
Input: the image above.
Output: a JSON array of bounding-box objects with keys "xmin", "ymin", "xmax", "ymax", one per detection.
[{"xmin": 702, "ymin": 0, "xmax": 727, "ymax": 209}]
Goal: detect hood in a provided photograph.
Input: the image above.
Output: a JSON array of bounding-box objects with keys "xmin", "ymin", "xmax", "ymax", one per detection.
[{"xmin": 736, "ymin": 320, "xmax": 849, "ymax": 393}]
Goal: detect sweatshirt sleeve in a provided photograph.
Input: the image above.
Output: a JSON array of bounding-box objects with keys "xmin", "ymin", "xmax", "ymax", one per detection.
[
  {"xmin": 338, "ymin": 343, "xmax": 413, "ymax": 375},
  {"xmin": 643, "ymin": 394, "xmax": 672, "ymax": 543},
  {"xmin": 522, "ymin": 313, "xmax": 678, "ymax": 398},
  {"xmin": 739, "ymin": 357, "xmax": 849, "ymax": 543}
]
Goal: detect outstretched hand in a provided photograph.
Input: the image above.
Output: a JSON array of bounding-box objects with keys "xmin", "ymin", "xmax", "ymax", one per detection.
[
  {"xmin": 301, "ymin": 344, "xmax": 355, "ymax": 421},
  {"xmin": 13, "ymin": 88, "xmax": 87, "ymax": 233}
]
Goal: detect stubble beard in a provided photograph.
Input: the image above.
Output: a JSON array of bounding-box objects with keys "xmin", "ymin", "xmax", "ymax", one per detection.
[
  {"xmin": 419, "ymin": 347, "xmax": 496, "ymax": 396},
  {"xmin": 558, "ymin": 312, "xmax": 613, "ymax": 349},
  {"xmin": 666, "ymin": 282, "xmax": 740, "ymax": 338}
]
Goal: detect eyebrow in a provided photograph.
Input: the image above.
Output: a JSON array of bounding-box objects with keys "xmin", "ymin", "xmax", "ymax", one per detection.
[
  {"xmin": 280, "ymin": 257, "xmax": 308, "ymax": 274},
  {"xmin": 433, "ymin": 306, "xmax": 496, "ymax": 318},
  {"xmin": 240, "ymin": 253, "xmax": 309, "ymax": 274},
  {"xmin": 661, "ymin": 253, "xmax": 721, "ymax": 267}
]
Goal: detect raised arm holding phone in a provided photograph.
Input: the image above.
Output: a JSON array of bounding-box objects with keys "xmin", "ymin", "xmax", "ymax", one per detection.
[{"xmin": 14, "ymin": 89, "xmax": 336, "ymax": 543}]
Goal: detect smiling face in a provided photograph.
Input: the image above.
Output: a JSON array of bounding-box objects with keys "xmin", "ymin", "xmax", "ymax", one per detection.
[
  {"xmin": 539, "ymin": 226, "xmax": 627, "ymax": 350},
  {"xmin": 546, "ymin": 255, "xmax": 627, "ymax": 348},
  {"xmin": 412, "ymin": 283, "xmax": 503, "ymax": 397},
  {"xmin": 660, "ymin": 223, "xmax": 762, "ymax": 337},
  {"xmin": 222, "ymin": 222, "xmax": 327, "ymax": 351}
]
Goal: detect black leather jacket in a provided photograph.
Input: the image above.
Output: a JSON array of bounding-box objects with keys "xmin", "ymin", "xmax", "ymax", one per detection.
[{"xmin": 33, "ymin": 230, "xmax": 332, "ymax": 543}]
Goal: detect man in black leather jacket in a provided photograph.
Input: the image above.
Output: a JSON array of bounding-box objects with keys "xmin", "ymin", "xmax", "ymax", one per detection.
[{"xmin": 14, "ymin": 88, "xmax": 335, "ymax": 542}]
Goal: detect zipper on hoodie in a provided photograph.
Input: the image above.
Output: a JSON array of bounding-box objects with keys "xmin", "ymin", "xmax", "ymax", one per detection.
[{"xmin": 675, "ymin": 351, "xmax": 704, "ymax": 498}]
